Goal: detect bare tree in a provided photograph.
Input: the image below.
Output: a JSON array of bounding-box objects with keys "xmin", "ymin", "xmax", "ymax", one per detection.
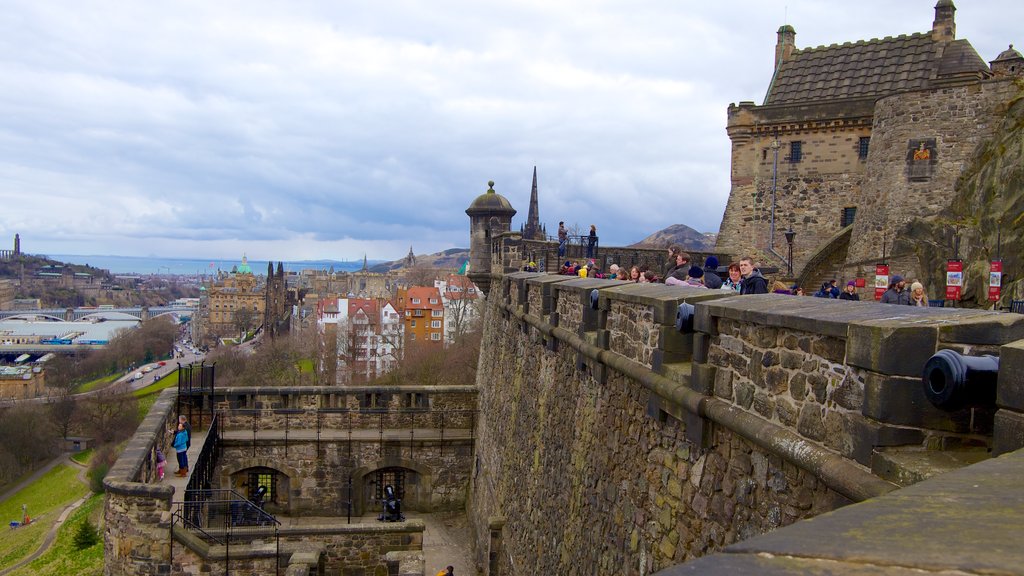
[
  {"xmin": 403, "ymin": 263, "xmax": 439, "ymax": 287},
  {"xmin": 233, "ymin": 307, "xmax": 257, "ymax": 341}
]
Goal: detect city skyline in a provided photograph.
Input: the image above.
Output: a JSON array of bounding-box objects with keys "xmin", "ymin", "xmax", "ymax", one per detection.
[{"xmin": 0, "ymin": 1, "xmax": 1019, "ymax": 260}]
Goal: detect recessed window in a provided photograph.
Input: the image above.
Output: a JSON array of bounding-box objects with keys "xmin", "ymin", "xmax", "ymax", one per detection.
[
  {"xmin": 841, "ymin": 207, "xmax": 857, "ymax": 228},
  {"xmin": 789, "ymin": 141, "xmax": 803, "ymax": 163},
  {"xmin": 858, "ymin": 137, "xmax": 870, "ymax": 159}
]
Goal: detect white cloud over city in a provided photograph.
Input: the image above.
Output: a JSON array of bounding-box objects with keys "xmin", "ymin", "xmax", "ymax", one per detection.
[{"xmin": 0, "ymin": 1, "xmax": 1019, "ymax": 261}]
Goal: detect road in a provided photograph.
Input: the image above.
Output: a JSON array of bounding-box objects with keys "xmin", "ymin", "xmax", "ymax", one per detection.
[{"xmin": 0, "ymin": 336, "xmax": 206, "ymax": 407}]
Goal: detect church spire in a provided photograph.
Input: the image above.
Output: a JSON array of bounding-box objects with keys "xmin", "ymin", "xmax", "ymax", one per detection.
[
  {"xmin": 362, "ymin": 254, "xmax": 368, "ymax": 271},
  {"xmin": 523, "ymin": 166, "xmax": 542, "ymax": 240}
]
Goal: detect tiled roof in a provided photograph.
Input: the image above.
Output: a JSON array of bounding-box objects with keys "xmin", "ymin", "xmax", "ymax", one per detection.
[{"xmin": 765, "ymin": 33, "xmax": 988, "ymax": 106}]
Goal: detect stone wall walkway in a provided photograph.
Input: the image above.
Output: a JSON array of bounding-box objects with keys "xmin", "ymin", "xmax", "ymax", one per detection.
[{"xmin": 421, "ymin": 512, "xmax": 478, "ymax": 576}]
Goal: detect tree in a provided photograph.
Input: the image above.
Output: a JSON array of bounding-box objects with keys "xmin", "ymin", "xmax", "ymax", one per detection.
[
  {"xmin": 233, "ymin": 307, "xmax": 257, "ymax": 341},
  {"xmin": 50, "ymin": 392, "xmax": 78, "ymax": 439},
  {"xmin": 404, "ymin": 263, "xmax": 439, "ymax": 287},
  {"xmin": 73, "ymin": 519, "xmax": 100, "ymax": 549}
]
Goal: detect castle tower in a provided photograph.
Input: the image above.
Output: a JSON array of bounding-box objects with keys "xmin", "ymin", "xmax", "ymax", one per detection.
[
  {"xmin": 522, "ymin": 167, "xmax": 543, "ymax": 240},
  {"xmin": 932, "ymin": 0, "xmax": 956, "ymax": 43},
  {"xmin": 466, "ymin": 180, "xmax": 516, "ymax": 295}
]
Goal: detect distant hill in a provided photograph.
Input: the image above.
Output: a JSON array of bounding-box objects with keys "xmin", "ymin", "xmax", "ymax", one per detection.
[
  {"xmin": 630, "ymin": 224, "xmax": 717, "ymax": 252},
  {"xmin": 368, "ymin": 247, "xmax": 470, "ymax": 273}
]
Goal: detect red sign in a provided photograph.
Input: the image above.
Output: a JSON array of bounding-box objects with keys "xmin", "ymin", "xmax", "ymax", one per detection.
[
  {"xmin": 855, "ymin": 278, "xmax": 866, "ymax": 288},
  {"xmin": 945, "ymin": 260, "xmax": 963, "ymax": 301},
  {"xmin": 989, "ymin": 260, "xmax": 1003, "ymax": 302},
  {"xmin": 874, "ymin": 264, "xmax": 890, "ymax": 301}
]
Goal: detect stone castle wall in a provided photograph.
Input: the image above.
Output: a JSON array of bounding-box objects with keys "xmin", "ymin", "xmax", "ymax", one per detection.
[
  {"xmin": 718, "ymin": 99, "xmax": 874, "ymax": 274},
  {"xmin": 844, "ymin": 79, "xmax": 1022, "ymax": 281},
  {"xmin": 469, "ymin": 272, "xmax": 1024, "ymax": 575}
]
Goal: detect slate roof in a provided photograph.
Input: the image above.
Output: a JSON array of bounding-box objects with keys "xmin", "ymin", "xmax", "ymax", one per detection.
[{"xmin": 764, "ymin": 33, "xmax": 989, "ymax": 106}]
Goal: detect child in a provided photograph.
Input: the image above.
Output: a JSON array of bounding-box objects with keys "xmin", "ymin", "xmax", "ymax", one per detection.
[{"xmin": 155, "ymin": 448, "xmax": 166, "ymax": 481}]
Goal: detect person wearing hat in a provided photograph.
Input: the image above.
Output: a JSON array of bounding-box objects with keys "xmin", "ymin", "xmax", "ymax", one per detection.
[
  {"xmin": 839, "ymin": 280, "xmax": 860, "ymax": 301},
  {"xmin": 703, "ymin": 256, "xmax": 723, "ymax": 289},
  {"xmin": 880, "ymin": 274, "xmax": 910, "ymax": 305}
]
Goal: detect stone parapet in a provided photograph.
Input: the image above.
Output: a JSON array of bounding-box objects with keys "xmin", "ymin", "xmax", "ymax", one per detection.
[{"xmin": 104, "ymin": 388, "xmax": 178, "ymax": 575}]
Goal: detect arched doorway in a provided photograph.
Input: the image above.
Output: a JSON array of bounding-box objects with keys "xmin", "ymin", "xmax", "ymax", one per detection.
[
  {"xmin": 228, "ymin": 466, "xmax": 291, "ymax": 516},
  {"xmin": 361, "ymin": 466, "xmax": 421, "ymax": 517}
]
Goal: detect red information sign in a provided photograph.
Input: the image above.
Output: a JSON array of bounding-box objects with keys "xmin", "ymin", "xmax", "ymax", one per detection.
[
  {"xmin": 855, "ymin": 277, "xmax": 866, "ymax": 288},
  {"xmin": 989, "ymin": 260, "xmax": 1003, "ymax": 302},
  {"xmin": 874, "ymin": 264, "xmax": 890, "ymax": 301},
  {"xmin": 945, "ymin": 260, "xmax": 963, "ymax": 301}
]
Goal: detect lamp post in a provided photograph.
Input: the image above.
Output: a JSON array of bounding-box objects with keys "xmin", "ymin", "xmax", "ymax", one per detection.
[{"xmin": 784, "ymin": 227, "xmax": 796, "ymax": 276}]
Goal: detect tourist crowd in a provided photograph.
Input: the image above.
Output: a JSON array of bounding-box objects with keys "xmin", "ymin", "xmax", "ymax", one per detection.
[{"xmin": 533, "ymin": 244, "xmax": 933, "ymax": 304}]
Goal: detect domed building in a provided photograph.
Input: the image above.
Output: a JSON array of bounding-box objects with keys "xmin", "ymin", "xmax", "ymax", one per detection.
[{"xmin": 199, "ymin": 255, "xmax": 267, "ymax": 343}]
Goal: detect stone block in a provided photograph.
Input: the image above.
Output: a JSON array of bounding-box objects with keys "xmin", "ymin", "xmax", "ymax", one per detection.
[
  {"xmin": 847, "ymin": 321, "xmax": 938, "ymax": 377},
  {"xmin": 863, "ymin": 373, "xmax": 975, "ymax": 432},
  {"xmin": 660, "ymin": 326, "xmax": 694, "ymax": 357},
  {"xmin": 797, "ymin": 404, "xmax": 825, "ymax": 440},
  {"xmin": 938, "ymin": 312, "xmax": 1024, "ymax": 345},
  {"xmin": 849, "ymin": 419, "xmax": 926, "ymax": 466},
  {"xmin": 689, "ymin": 363, "xmax": 717, "ymax": 395},
  {"xmin": 692, "ymin": 333, "xmax": 711, "ymax": 364},
  {"xmin": 993, "ymin": 409, "xmax": 1024, "ymax": 456},
  {"xmin": 996, "ymin": 340, "xmax": 1024, "ymax": 411}
]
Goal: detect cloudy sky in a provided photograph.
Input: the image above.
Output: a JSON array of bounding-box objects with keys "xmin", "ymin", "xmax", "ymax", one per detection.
[{"xmin": 0, "ymin": 1, "xmax": 1019, "ymax": 261}]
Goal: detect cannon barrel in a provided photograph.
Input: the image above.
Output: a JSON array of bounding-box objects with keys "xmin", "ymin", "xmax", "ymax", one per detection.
[{"xmin": 921, "ymin": 349, "xmax": 1000, "ymax": 411}]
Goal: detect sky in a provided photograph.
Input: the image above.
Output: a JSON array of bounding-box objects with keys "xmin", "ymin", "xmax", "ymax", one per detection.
[{"xmin": 0, "ymin": 1, "xmax": 1019, "ymax": 262}]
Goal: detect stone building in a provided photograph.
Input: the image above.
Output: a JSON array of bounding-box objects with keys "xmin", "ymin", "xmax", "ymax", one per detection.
[
  {"xmin": 0, "ymin": 279, "xmax": 14, "ymax": 310},
  {"xmin": 199, "ymin": 255, "xmax": 266, "ymax": 341},
  {"xmin": 717, "ymin": 0, "xmax": 1023, "ymax": 291},
  {"xmin": 0, "ymin": 364, "xmax": 47, "ymax": 400}
]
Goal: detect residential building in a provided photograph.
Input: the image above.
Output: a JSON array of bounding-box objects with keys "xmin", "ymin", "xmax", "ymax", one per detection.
[
  {"xmin": 435, "ymin": 275, "xmax": 480, "ymax": 345},
  {"xmin": 402, "ymin": 286, "xmax": 444, "ymax": 345}
]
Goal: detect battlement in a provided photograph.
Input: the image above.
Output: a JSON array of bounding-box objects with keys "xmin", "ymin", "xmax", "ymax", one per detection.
[{"xmin": 471, "ymin": 270, "xmax": 1024, "ymax": 574}]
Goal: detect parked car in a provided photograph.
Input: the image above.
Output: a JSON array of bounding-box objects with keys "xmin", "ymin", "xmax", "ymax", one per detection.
[{"xmin": 133, "ymin": 372, "xmax": 144, "ymax": 380}]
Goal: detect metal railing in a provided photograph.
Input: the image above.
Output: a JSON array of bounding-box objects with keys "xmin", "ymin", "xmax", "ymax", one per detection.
[
  {"xmin": 172, "ymin": 488, "xmax": 280, "ymax": 576},
  {"xmin": 186, "ymin": 414, "xmax": 221, "ymax": 494},
  {"xmin": 218, "ymin": 407, "xmax": 476, "ymax": 458}
]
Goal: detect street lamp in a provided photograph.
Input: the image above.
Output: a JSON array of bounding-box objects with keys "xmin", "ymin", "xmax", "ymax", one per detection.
[{"xmin": 784, "ymin": 227, "xmax": 796, "ymax": 277}]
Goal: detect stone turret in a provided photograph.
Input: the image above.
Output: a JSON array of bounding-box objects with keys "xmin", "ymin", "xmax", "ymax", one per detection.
[
  {"xmin": 990, "ymin": 44, "xmax": 1023, "ymax": 76},
  {"xmin": 932, "ymin": 0, "xmax": 956, "ymax": 43},
  {"xmin": 466, "ymin": 181, "xmax": 516, "ymax": 295},
  {"xmin": 13, "ymin": 233, "xmax": 19, "ymax": 256}
]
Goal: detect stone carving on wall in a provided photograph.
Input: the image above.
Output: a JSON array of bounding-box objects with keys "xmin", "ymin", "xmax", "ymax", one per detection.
[{"xmin": 907, "ymin": 138, "xmax": 937, "ymax": 182}]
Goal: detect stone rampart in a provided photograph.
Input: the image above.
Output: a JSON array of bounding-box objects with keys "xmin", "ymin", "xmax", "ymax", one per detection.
[
  {"xmin": 103, "ymin": 388, "xmax": 179, "ymax": 575},
  {"xmin": 470, "ymin": 272, "xmax": 1024, "ymax": 575}
]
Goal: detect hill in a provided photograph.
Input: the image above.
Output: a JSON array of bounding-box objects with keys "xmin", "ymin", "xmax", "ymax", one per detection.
[
  {"xmin": 630, "ymin": 224, "xmax": 717, "ymax": 252},
  {"xmin": 368, "ymin": 247, "xmax": 470, "ymax": 273}
]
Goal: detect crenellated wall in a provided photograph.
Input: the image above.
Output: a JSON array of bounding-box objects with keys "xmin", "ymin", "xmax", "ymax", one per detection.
[{"xmin": 469, "ymin": 272, "xmax": 1024, "ymax": 575}]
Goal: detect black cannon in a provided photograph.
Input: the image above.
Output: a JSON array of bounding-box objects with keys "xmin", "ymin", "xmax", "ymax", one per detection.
[
  {"xmin": 922, "ymin": 349, "xmax": 1000, "ymax": 411},
  {"xmin": 378, "ymin": 484, "xmax": 404, "ymax": 522},
  {"xmin": 230, "ymin": 486, "xmax": 269, "ymax": 526}
]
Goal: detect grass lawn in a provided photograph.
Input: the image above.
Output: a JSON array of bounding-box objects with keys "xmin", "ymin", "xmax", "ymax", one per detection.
[
  {"xmin": 132, "ymin": 369, "xmax": 178, "ymax": 399},
  {"xmin": 75, "ymin": 373, "xmax": 120, "ymax": 393},
  {"xmin": 134, "ymin": 369, "xmax": 178, "ymax": 419},
  {"xmin": 69, "ymin": 449, "xmax": 94, "ymax": 465},
  {"xmin": 0, "ymin": 464, "xmax": 89, "ymax": 571},
  {"xmin": 7, "ymin": 493, "xmax": 104, "ymax": 576},
  {"xmin": 296, "ymin": 358, "xmax": 314, "ymax": 373}
]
